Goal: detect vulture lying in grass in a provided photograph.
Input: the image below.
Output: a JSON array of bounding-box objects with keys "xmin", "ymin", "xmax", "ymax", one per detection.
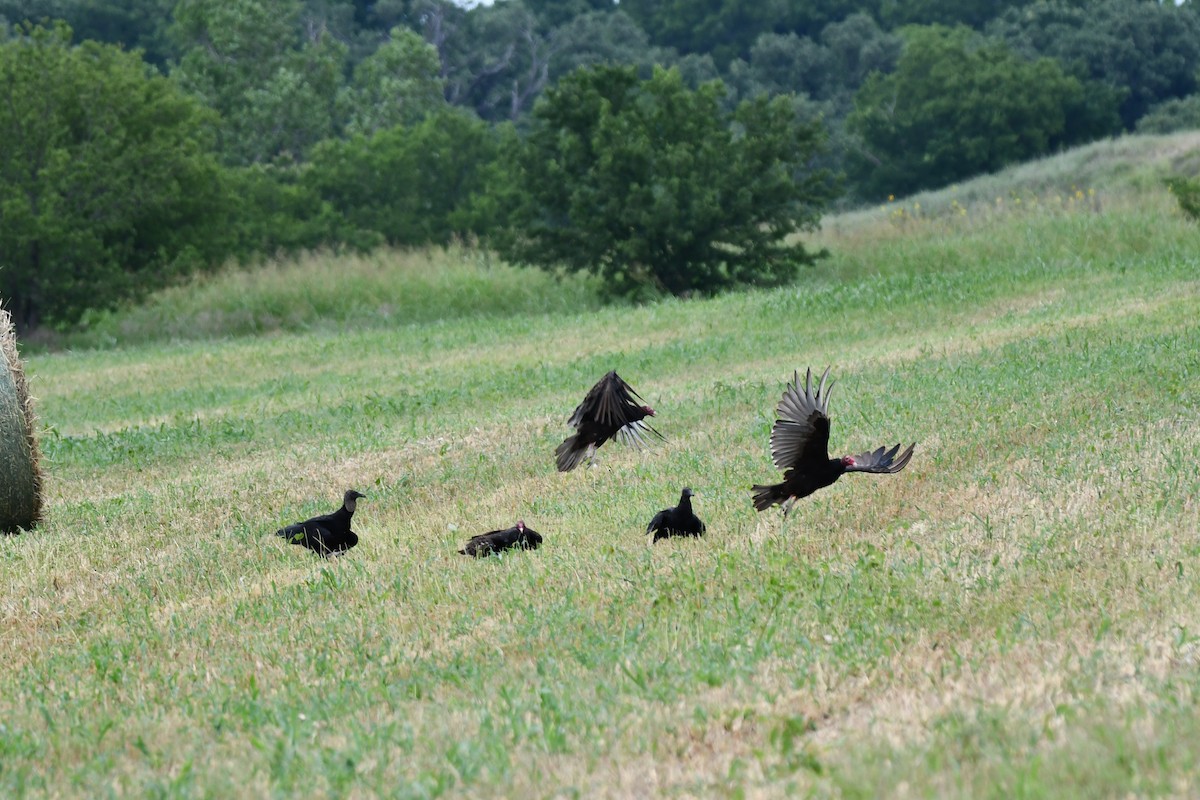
[
  {"xmin": 752, "ymin": 367, "xmax": 915, "ymax": 515},
  {"xmin": 647, "ymin": 487, "xmax": 706, "ymax": 543},
  {"xmin": 276, "ymin": 489, "xmax": 366, "ymax": 556},
  {"xmin": 556, "ymin": 371, "xmax": 663, "ymax": 472},
  {"xmin": 459, "ymin": 520, "xmax": 543, "ymax": 557}
]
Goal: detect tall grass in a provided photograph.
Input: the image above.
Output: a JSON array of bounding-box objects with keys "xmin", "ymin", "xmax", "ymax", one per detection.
[
  {"xmin": 826, "ymin": 129, "xmax": 1200, "ymax": 232},
  {"xmin": 54, "ymin": 245, "xmax": 604, "ymax": 351},
  {"xmin": 3, "ymin": 136, "xmax": 1200, "ymax": 797}
]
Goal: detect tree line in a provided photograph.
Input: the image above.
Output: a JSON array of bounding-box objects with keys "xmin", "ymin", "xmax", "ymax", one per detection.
[{"xmin": 1, "ymin": 0, "xmax": 1198, "ymax": 331}]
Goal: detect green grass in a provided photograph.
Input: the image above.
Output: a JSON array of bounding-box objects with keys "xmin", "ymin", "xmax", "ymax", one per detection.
[
  {"xmin": 4, "ymin": 138, "xmax": 1200, "ymax": 797},
  {"xmin": 43, "ymin": 245, "xmax": 605, "ymax": 351}
]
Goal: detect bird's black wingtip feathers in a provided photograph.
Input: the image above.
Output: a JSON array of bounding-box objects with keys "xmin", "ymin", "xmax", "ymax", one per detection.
[
  {"xmin": 889, "ymin": 441, "xmax": 917, "ymax": 473},
  {"xmin": 846, "ymin": 441, "xmax": 917, "ymax": 474}
]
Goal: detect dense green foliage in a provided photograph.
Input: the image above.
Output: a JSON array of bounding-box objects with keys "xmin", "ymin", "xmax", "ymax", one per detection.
[
  {"xmin": 337, "ymin": 27, "xmax": 445, "ymax": 136},
  {"xmin": 989, "ymin": 0, "xmax": 1200, "ymax": 130},
  {"xmin": 0, "ymin": 23, "xmax": 226, "ymax": 331},
  {"xmin": 1168, "ymin": 176, "xmax": 1200, "ymax": 223},
  {"xmin": 3, "ymin": 0, "xmax": 1200, "ymax": 330},
  {"xmin": 221, "ymin": 164, "xmax": 366, "ymax": 256},
  {"xmin": 847, "ymin": 26, "xmax": 1118, "ymax": 199},
  {"xmin": 1138, "ymin": 96, "xmax": 1200, "ymax": 135},
  {"xmin": 170, "ymin": 0, "xmax": 348, "ymax": 166},
  {"xmin": 0, "ymin": 0, "xmax": 176, "ymax": 65},
  {"xmin": 500, "ymin": 65, "xmax": 833, "ymax": 297},
  {"xmin": 306, "ymin": 110, "xmax": 517, "ymax": 247}
]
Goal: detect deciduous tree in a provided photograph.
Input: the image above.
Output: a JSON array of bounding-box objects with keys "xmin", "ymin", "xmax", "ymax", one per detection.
[
  {"xmin": 847, "ymin": 25, "xmax": 1118, "ymax": 199},
  {"xmin": 171, "ymin": 0, "xmax": 347, "ymax": 164},
  {"xmin": 306, "ymin": 110, "xmax": 515, "ymax": 246},
  {"xmin": 337, "ymin": 26, "xmax": 445, "ymax": 135},
  {"xmin": 989, "ymin": 0, "xmax": 1200, "ymax": 129},
  {"xmin": 499, "ymin": 65, "xmax": 834, "ymax": 298},
  {"xmin": 0, "ymin": 23, "xmax": 226, "ymax": 330}
]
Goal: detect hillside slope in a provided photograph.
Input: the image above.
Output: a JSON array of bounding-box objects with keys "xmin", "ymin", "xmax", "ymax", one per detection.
[{"xmin": 3, "ymin": 139, "xmax": 1199, "ymax": 797}]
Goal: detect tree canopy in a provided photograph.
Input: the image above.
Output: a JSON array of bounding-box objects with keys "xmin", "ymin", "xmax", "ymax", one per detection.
[
  {"xmin": 991, "ymin": 0, "xmax": 1200, "ymax": 129},
  {"xmin": 499, "ymin": 65, "xmax": 834, "ymax": 298},
  {"xmin": 170, "ymin": 0, "xmax": 347, "ymax": 165},
  {"xmin": 0, "ymin": 22, "xmax": 226, "ymax": 331},
  {"xmin": 846, "ymin": 25, "xmax": 1119, "ymax": 199}
]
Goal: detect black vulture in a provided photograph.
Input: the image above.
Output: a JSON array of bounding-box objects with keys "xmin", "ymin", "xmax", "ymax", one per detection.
[
  {"xmin": 647, "ymin": 487, "xmax": 706, "ymax": 543},
  {"xmin": 276, "ymin": 489, "xmax": 366, "ymax": 556}
]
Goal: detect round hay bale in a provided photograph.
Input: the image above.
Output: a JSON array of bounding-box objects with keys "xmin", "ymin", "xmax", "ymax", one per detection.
[{"xmin": 0, "ymin": 308, "xmax": 43, "ymax": 533}]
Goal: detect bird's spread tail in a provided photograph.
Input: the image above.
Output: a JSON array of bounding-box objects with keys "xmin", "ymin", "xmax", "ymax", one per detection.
[
  {"xmin": 751, "ymin": 483, "xmax": 786, "ymax": 512},
  {"xmin": 555, "ymin": 436, "xmax": 592, "ymax": 472},
  {"xmin": 555, "ymin": 436, "xmax": 578, "ymax": 471}
]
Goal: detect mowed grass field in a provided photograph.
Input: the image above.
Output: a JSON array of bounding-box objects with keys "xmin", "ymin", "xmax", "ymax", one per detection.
[{"xmin": 5, "ymin": 138, "xmax": 1200, "ymax": 797}]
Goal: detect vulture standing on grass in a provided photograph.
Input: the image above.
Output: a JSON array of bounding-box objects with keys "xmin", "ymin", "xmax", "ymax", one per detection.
[
  {"xmin": 555, "ymin": 370, "xmax": 663, "ymax": 472},
  {"xmin": 276, "ymin": 489, "xmax": 366, "ymax": 556},
  {"xmin": 459, "ymin": 520, "xmax": 543, "ymax": 557},
  {"xmin": 752, "ymin": 368, "xmax": 915, "ymax": 515},
  {"xmin": 647, "ymin": 487, "xmax": 706, "ymax": 543}
]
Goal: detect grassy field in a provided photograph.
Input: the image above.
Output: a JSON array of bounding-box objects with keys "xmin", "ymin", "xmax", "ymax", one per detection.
[{"xmin": 4, "ymin": 134, "xmax": 1200, "ymax": 798}]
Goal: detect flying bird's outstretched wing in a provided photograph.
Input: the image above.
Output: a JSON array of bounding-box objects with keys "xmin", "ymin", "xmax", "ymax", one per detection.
[
  {"xmin": 770, "ymin": 367, "xmax": 833, "ymax": 472},
  {"xmin": 574, "ymin": 371, "xmax": 662, "ymax": 443},
  {"xmin": 845, "ymin": 442, "xmax": 916, "ymax": 474}
]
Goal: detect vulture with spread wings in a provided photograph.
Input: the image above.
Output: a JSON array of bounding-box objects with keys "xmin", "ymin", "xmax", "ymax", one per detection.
[
  {"xmin": 752, "ymin": 368, "xmax": 915, "ymax": 515},
  {"xmin": 555, "ymin": 371, "xmax": 663, "ymax": 472}
]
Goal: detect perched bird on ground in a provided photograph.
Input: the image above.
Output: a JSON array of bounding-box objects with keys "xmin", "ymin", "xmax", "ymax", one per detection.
[
  {"xmin": 459, "ymin": 520, "xmax": 543, "ymax": 557},
  {"xmin": 556, "ymin": 370, "xmax": 663, "ymax": 472},
  {"xmin": 647, "ymin": 487, "xmax": 706, "ymax": 543},
  {"xmin": 752, "ymin": 367, "xmax": 915, "ymax": 515},
  {"xmin": 275, "ymin": 489, "xmax": 366, "ymax": 556}
]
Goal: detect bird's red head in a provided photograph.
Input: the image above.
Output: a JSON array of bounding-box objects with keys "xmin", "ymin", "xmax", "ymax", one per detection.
[
  {"xmin": 643, "ymin": 405, "xmax": 656, "ymax": 417},
  {"xmin": 842, "ymin": 456, "xmax": 856, "ymax": 467},
  {"xmin": 516, "ymin": 520, "xmax": 526, "ymax": 532}
]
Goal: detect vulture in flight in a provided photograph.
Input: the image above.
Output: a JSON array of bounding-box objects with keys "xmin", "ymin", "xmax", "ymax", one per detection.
[
  {"xmin": 647, "ymin": 487, "xmax": 706, "ymax": 543},
  {"xmin": 459, "ymin": 520, "xmax": 543, "ymax": 557},
  {"xmin": 752, "ymin": 368, "xmax": 915, "ymax": 515},
  {"xmin": 555, "ymin": 370, "xmax": 663, "ymax": 472},
  {"xmin": 276, "ymin": 489, "xmax": 366, "ymax": 556}
]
